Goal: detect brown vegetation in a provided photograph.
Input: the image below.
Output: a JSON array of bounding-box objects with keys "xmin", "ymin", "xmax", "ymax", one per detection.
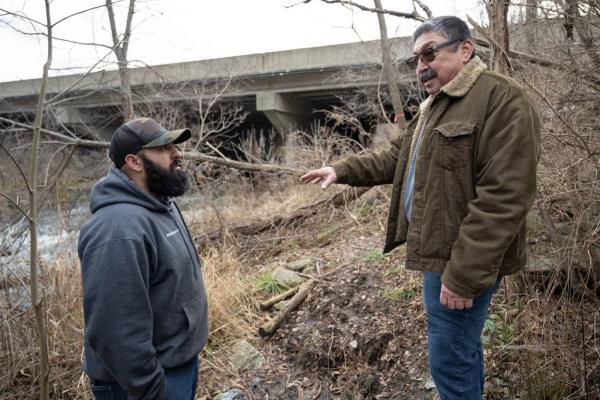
[{"xmin": 1, "ymin": 1, "xmax": 600, "ymax": 399}]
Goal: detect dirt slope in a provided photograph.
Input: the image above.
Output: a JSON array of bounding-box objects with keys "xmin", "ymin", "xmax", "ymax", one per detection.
[{"xmin": 202, "ymin": 198, "xmax": 436, "ymax": 400}]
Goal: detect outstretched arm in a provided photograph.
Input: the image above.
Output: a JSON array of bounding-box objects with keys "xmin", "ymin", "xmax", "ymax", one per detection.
[{"xmin": 300, "ymin": 166, "xmax": 337, "ymax": 189}]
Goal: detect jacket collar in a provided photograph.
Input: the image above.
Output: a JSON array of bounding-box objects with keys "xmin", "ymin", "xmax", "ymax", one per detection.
[{"xmin": 440, "ymin": 56, "xmax": 487, "ymax": 98}]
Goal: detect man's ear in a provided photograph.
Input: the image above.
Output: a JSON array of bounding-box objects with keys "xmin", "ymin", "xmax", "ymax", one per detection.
[
  {"xmin": 461, "ymin": 39, "xmax": 475, "ymax": 62},
  {"xmin": 124, "ymin": 154, "xmax": 144, "ymax": 172}
]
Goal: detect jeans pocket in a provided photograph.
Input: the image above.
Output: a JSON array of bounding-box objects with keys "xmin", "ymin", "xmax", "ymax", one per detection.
[{"xmin": 91, "ymin": 385, "xmax": 113, "ymax": 400}]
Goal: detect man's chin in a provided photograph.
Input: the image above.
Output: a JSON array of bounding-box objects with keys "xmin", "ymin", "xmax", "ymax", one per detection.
[{"xmin": 422, "ymin": 79, "xmax": 440, "ymax": 95}]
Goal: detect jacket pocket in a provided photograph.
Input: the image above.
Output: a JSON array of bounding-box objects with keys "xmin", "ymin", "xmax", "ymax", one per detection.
[
  {"xmin": 173, "ymin": 294, "xmax": 209, "ymax": 363},
  {"xmin": 182, "ymin": 295, "xmax": 208, "ymax": 334},
  {"xmin": 433, "ymin": 121, "xmax": 476, "ymax": 171}
]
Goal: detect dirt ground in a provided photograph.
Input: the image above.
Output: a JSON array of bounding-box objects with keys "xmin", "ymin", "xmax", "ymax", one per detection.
[{"xmin": 199, "ymin": 194, "xmax": 438, "ymax": 400}]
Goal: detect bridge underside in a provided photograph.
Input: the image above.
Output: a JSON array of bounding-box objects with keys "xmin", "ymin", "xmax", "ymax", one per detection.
[
  {"xmin": 0, "ymin": 38, "xmax": 427, "ymax": 153},
  {"xmin": 0, "ymin": 79, "xmax": 423, "ymax": 153}
]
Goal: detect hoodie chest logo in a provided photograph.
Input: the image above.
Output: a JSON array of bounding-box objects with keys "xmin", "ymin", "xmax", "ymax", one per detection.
[{"xmin": 166, "ymin": 229, "xmax": 179, "ymax": 238}]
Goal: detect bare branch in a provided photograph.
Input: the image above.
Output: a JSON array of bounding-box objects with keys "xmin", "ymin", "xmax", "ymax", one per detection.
[
  {"xmin": 122, "ymin": 0, "xmax": 136, "ymax": 56},
  {"xmin": 0, "ymin": 18, "xmax": 113, "ymax": 49},
  {"xmin": 468, "ymin": 16, "xmax": 600, "ymax": 90},
  {"xmin": 413, "ymin": 0, "xmax": 433, "ymax": 18},
  {"xmin": 46, "ymin": 42, "xmax": 122, "ymax": 105},
  {"xmin": 0, "ymin": 192, "xmax": 31, "ymax": 221},
  {"xmin": 0, "ymin": 117, "xmax": 106, "ymax": 148},
  {"xmin": 0, "ymin": 7, "xmax": 45, "ymax": 27},
  {"xmin": 183, "ymin": 151, "xmax": 300, "ymax": 175},
  {"xmin": 0, "ymin": 134, "xmax": 32, "ymax": 193},
  {"xmin": 519, "ymin": 78, "xmax": 594, "ymax": 158},
  {"xmin": 42, "ymin": 145, "xmax": 76, "ymax": 195},
  {"xmin": 373, "ymin": 0, "xmax": 406, "ymax": 127},
  {"xmin": 0, "ymin": 117, "xmax": 297, "ymax": 175},
  {"xmin": 51, "ymin": 3, "xmax": 113, "ymax": 27},
  {"xmin": 291, "ymin": 0, "xmax": 426, "ymax": 21},
  {"xmin": 106, "ymin": 0, "xmax": 134, "ymax": 119}
]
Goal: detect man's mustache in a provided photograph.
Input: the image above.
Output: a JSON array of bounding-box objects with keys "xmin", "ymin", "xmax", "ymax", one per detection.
[
  {"xmin": 418, "ymin": 69, "xmax": 437, "ymax": 82},
  {"xmin": 171, "ymin": 159, "xmax": 183, "ymax": 171}
]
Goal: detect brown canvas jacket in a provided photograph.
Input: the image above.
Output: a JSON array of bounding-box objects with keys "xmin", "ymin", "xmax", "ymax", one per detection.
[{"xmin": 333, "ymin": 57, "xmax": 541, "ymax": 298}]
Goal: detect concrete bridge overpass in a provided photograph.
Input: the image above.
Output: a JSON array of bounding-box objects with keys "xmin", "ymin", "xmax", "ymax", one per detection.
[{"xmin": 0, "ymin": 37, "xmax": 419, "ymax": 140}]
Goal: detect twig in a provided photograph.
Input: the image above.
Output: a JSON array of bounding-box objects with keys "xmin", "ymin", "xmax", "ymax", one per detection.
[
  {"xmin": 0, "ymin": 193, "xmax": 31, "ymax": 221},
  {"xmin": 259, "ymin": 286, "xmax": 299, "ymax": 311},
  {"xmin": 413, "ymin": 0, "xmax": 432, "ymax": 18},
  {"xmin": 497, "ymin": 344, "xmax": 548, "ymax": 354},
  {"xmin": 0, "ymin": 136, "xmax": 32, "ymax": 193},
  {"xmin": 258, "ymin": 279, "xmax": 314, "ymax": 337},
  {"xmin": 293, "ymin": 0, "xmax": 426, "ymax": 21},
  {"xmin": 469, "ymin": 23, "xmax": 600, "ymax": 90}
]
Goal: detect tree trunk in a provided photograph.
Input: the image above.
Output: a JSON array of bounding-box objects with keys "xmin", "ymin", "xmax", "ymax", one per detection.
[
  {"xmin": 373, "ymin": 0, "xmax": 406, "ymax": 128},
  {"xmin": 525, "ymin": 0, "xmax": 537, "ymax": 46},
  {"xmin": 569, "ymin": 0, "xmax": 600, "ymax": 74},
  {"xmin": 29, "ymin": 2, "xmax": 52, "ymax": 398},
  {"xmin": 486, "ymin": 0, "xmax": 511, "ymax": 74},
  {"xmin": 106, "ymin": 0, "xmax": 135, "ymax": 120}
]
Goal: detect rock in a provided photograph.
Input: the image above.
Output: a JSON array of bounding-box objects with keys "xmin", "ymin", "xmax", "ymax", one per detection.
[
  {"xmin": 304, "ymin": 266, "xmax": 316, "ymax": 275},
  {"xmin": 525, "ymin": 256, "xmax": 554, "ymax": 272},
  {"xmin": 230, "ymin": 340, "xmax": 265, "ymax": 372},
  {"xmin": 424, "ymin": 378, "xmax": 436, "ymax": 390},
  {"xmin": 526, "ymin": 211, "xmax": 544, "ymax": 232},
  {"xmin": 249, "ymin": 377, "xmax": 261, "ymax": 393},
  {"xmin": 272, "ymin": 267, "xmax": 305, "ymax": 287},
  {"xmin": 214, "ymin": 389, "xmax": 245, "ymax": 400},
  {"xmin": 285, "ymin": 258, "xmax": 313, "ymax": 272}
]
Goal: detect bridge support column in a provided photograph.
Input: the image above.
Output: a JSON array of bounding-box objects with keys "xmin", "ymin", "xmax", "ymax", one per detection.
[{"xmin": 256, "ymin": 91, "xmax": 312, "ymax": 147}]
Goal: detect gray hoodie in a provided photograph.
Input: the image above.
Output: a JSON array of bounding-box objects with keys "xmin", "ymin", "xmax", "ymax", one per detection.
[{"xmin": 78, "ymin": 167, "xmax": 208, "ymax": 399}]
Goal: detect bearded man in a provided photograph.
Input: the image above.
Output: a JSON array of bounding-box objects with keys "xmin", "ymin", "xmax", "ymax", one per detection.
[
  {"xmin": 78, "ymin": 118, "xmax": 208, "ymax": 399},
  {"xmin": 301, "ymin": 16, "xmax": 540, "ymax": 399}
]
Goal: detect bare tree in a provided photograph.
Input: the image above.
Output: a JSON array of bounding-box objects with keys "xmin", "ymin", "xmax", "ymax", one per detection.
[
  {"xmin": 486, "ymin": 0, "xmax": 512, "ymax": 74},
  {"xmin": 0, "ymin": 1, "xmax": 54, "ymax": 398},
  {"xmin": 373, "ymin": 0, "xmax": 407, "ymax": 128},
  {"xmin": 191, "ymin": 77, "xmax": 249, "ymax": 151},
  {"xmin": 106, "ymin": 0, "xmax": 136, "ymax": 120}
]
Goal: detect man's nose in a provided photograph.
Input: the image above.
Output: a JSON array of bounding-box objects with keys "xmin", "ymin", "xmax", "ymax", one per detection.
[
  {"xmin": 416, "ymin": 58, "xmax": 428, "ymax": 73},
  {"xmin": 171, "ymin": 145, "xmax": 182, "ymax": 158}
]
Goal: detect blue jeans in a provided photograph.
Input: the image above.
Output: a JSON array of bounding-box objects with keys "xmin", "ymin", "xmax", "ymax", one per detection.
[
  {"xmin": 90, "ymin": 356, "xmax": 199, "ymax": 400},
  {"xmin": 423, "ymin": 272, "xmax": 501, "ymax": 400}
]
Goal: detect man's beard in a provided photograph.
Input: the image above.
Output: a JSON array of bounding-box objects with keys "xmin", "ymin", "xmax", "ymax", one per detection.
[{"xmin": 139, "ymin": 153, "xmax": 189, "ymax": 198}]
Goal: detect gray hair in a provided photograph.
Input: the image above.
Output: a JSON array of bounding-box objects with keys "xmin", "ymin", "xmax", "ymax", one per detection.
[{"xmin": 412, "ymin": 16, "xmax": 474, "ymax": 58}]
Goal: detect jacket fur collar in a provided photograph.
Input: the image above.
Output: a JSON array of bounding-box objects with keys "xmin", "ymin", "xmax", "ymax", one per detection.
[{"xmin": 440, "ymin": 56, "xmax": 487, "ymax": 98}]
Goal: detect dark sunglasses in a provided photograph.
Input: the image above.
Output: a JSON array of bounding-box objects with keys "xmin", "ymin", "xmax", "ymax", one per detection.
[{"xmin": 405, "ymin": 38, "xmax": 462, "ymax": 69}]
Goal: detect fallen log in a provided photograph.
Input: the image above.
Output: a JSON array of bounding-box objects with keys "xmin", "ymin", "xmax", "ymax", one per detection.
[
  {"xmin": 199, "ymin": 186, "xmax": 372, "ymax": 243},
  {"xmin": 259, "ymin": 286, "xmax": 299, "ymax": 311},
  {"xmin": 258, "ymin": 279, "xmax": 314, "ymax": 337},
  {"xmin": 0, "ymin": 117, "xmax": 300, "ymax": 175}
]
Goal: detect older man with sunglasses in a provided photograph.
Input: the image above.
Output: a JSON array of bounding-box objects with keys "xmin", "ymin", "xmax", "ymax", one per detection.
[{"xmin": 301, "ymin": 16, "xmax": 540, "ymax": 399}]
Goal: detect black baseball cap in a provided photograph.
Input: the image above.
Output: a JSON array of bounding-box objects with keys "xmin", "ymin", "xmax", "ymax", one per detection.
[{"xmin": 109, "ymin": 118, "xmax": 191, "ymax": 168}]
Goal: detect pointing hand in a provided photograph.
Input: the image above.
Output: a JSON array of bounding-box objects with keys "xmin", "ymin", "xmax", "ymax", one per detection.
[{"xmin": 300, "ymin": 166, "xmax": 337, "ymax": 190}]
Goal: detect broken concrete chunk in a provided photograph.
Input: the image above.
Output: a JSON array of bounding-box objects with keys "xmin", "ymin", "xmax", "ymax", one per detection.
[
  {"xmin": 285, "ymin": 258, "xmax": 313, "ymax": 272},
  {"xmin": 272, "ymin": 266, "xmax": 305, "ymax": 287},
  {"xmin": 230, "ymin": 339, "xmax": 265, "ymax": 372}
]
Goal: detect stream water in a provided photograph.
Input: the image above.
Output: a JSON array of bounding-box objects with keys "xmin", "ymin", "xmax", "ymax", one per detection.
[{"xmin": 0, "ymin": 192, "xmax": 209, "ymax": 309}]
